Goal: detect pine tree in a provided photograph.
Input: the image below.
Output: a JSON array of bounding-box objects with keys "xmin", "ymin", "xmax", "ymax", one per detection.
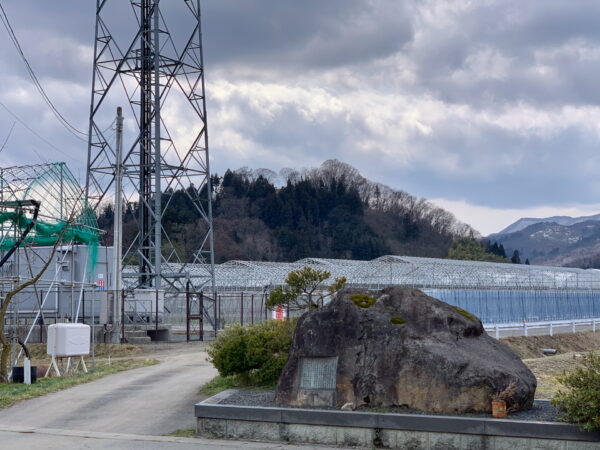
[
  {"xmin": 511, "ymin": 250, "xmax": 521, "ymax": 264},
  {"xmin": 525, "ymin": 258, "xmax": 530, "ymax": 265},
  {"xmin": 499, "ymin": 244, "xmax": 507, "ymax": 258},
  {"xmin": 490, "ymin": 242, "xmax": 499, "ymax": 255}
]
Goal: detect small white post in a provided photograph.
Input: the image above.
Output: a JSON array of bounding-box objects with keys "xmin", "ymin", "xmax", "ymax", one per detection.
[
  {"xmin": 495, "ymin": 325, "xmax": 500, "ymax": 339},
  {"xmin": 24, "ymin": 358, "xmax": 31, "ymax": 385},
  {"xmin": 524, "ymin": 323, "xmax": 528, "ymax": 337},
  {"xmin": 572, "ymin": 321, "xmax": 576, "ymax": 334},
  {"xmin": 549, "ymin": 323, "xmax": 553, "ymax": 336},
  {"xmin": 593, "ymin": 320, "xmax": 597, "ymax": 333}
]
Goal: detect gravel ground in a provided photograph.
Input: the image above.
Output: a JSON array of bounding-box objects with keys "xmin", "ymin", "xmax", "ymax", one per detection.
[{"xmin": 219, "ymin": 389, "xmax": 562, "ymax": 422}]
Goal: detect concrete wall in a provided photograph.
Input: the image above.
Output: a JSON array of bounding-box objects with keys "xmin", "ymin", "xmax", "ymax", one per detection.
[
  {"xmin": 198, "ymin": 418, "xmax": 599, "ymax": 449},
  {"xmin": 195, "ymin": 390, "xmax": 600, "ymax": 450}
]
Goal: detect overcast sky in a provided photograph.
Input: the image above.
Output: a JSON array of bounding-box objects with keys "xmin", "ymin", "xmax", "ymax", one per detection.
[{"xmin": 1, "ymin": 0, "xmax": 600, "ymax": 235}]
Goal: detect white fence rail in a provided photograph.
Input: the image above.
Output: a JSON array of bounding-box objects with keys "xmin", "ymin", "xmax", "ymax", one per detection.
[{"xmin": 485, "ymin": 317, "xmax": 600, "ymax": 339}]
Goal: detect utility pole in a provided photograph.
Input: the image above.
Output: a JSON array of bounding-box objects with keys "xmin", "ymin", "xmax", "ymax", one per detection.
[{"xmin": 113, "ymin": 107, "xmax": 123, "ymax": 341}]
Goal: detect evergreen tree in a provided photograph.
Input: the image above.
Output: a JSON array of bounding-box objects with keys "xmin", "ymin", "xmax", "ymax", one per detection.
[
  {"xmin": 525, "ymin": 258, "xmax": 530, "ymax": 265},
  {"xmin": 511, "ymin": 250, "xmax": 521, "ymax": 264},
  {"xmin": 499, "ymin": 244, "xmax": 507, "ymax": 258},
  {"xmin": 447, "ymin": 238, "xmax": 509, "ymax": 263},
  {"xmin": 490, "ymin": 242, "xmax": 499, "ymax": 255}
]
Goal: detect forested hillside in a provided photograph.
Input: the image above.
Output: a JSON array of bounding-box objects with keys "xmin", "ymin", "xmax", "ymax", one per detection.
[{"xmin": 97, "ymin": 160, "xmax": 477, "ymax": 263}]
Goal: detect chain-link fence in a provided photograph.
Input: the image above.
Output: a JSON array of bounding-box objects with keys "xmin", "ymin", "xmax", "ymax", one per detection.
[{"xmin": 5, "ymin": 286, "xmax": 600, "ymax": 344}]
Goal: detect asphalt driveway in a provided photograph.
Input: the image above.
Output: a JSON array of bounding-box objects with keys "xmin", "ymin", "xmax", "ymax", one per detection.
[{"xmin": 0, "ymin": 343, "xmax": 216, "ymax": 435}]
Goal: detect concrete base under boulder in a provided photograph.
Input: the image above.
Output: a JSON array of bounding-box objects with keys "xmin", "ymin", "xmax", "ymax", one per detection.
[{"xmin": 195, "ymin": 390, "xmax": 600, "ymax": 449}]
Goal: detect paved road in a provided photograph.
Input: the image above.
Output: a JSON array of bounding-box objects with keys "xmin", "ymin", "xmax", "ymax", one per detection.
[
  {"xmin": 0, "ymin": 343, "xmax": 216, "ymax": 435},
  {"xmin": 0, "ymin": 425, "xmax": 334, "ymax": 449},
  {"xmin": 0, "ymin": 343, "xmax": 339, "ymax": 448}
]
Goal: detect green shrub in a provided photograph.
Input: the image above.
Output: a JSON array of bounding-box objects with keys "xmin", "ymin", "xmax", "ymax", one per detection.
[
  {"xmin": 252, "ymin": 353, "xmax": 289, "ymax": 386},
  {"xmin": 245, "ymin": 319, "xmax": 296, "ymax": 385},
  {"xmin": 390, "ymin": 317, "xmax": 406, "ymax": 325},
  {"xmin": 350, "ymin": 294, "xmax": 377, "ymax": 308},
  {"xmin": 206, "ymin": 324, "xmax": 249, "ymax": 377},
  {"xmin": 207, "ymin": 319, "xmax": 297, "ymax": 386},
  {"xmin": 552, "ymin": 353, "xmax": 600, "ymax": 431}
]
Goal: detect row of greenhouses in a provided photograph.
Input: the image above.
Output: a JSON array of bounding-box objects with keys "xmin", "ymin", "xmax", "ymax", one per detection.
[
  {"xmin": 187, "ymin": 256, "xmax": 600, "ymax": 325},
  {"xmin": 188, "ymin": 256, "xmax": 600, "ymax": 292}
]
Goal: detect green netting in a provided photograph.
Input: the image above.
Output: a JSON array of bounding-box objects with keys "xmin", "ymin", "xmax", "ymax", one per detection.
[
  {"xmin": 0, "ymin": 211, "xmax": 99, "ymax": 271},
  {"xmin": 0, "ymin": 163, "xmax": 100, "ymax": 274}
]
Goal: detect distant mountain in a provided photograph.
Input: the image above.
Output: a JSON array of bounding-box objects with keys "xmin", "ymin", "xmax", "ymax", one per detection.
[
  {"xmin": 490, "ymin": 220, "xmax": 600, "ymax": 267},
  {"xmin": 491, "ymin": 213, "xmax": 600, "ymax": 237}
]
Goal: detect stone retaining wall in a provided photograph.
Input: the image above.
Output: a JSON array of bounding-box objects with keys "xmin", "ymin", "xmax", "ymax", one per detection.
[{"xmin": 195, "ymin": 390, "xmax": 600, "ymax": 449}]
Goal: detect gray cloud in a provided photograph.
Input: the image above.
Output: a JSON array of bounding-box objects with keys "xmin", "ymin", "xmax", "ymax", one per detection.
[
  {"xmin": 404, "ymin": 1, "xmax": 600, "ymax": 106},
  {"xmin": 203, "ymin": 0, "xmax": 413, "ymax": 69},
  {"xmin": 2, "ymin": 0, "xmax": 600, "ymax": 233}
]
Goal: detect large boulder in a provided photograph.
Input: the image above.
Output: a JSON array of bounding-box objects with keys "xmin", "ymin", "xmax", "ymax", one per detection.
[{"xmin": 276, "ymin": 287, "xmax": 536, "ymax": 413}]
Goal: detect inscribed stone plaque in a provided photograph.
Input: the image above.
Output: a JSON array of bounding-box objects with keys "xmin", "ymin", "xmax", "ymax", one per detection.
[{"xmin": 299, "ymin": 357, "xmax": 338, "ymax": 390}]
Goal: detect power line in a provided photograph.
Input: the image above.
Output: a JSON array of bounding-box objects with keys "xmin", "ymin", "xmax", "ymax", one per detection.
[
  {"xmin": 0, "ymin": 100, "xmax": 81, "ymax": 163},
  {"xmin": 0, "ymin": 121, "xmax": 15, "ymax": 155},
  {"xmin": 0, "ymin": 1, "xmax": 88, "ymax": 143}
]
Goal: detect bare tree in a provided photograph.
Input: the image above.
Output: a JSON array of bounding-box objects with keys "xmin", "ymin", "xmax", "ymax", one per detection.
[
  {"xmin": 0, "ymin": 209, "xmax": 76, "ymax": 382},
  {"xmin": 0, "ymin": 239, "xmax": 63, "ymax": 381}
]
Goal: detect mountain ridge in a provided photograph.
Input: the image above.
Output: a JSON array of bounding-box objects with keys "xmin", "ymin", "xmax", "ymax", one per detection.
[
  {"xmin": 490, "ymin": 219, "xmax": 600, "ymax": 267},
  {"xmin": 491, "ymin": 213, "xmax": 600, "ymax": 237}
]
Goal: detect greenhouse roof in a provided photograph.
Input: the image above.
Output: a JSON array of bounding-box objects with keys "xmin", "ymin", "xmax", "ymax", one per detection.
[{"xmin": 171, "ymin": 255, "xmax": 600, "ymax": 291}]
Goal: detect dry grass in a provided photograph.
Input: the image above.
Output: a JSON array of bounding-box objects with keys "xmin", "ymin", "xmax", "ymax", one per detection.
[
  {"xmin": 18, "ymin": 343, "xmax": 142, "ymax": 365},
  {"xmin": 500, "ymin": 331, "xmax": 600, "ymax": 399},
  {"xmin": 524, "ymin": 352, "xmax": 589, "ymax": 399},
  {"xmin": 502, "ymin": 331, "xmax": 600, "ymax": 359}
]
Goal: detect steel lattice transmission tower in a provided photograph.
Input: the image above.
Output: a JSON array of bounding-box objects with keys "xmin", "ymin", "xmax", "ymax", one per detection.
[{"xmin": 85, "ymin": 0, "xmax": 215, "ymax": 295}]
